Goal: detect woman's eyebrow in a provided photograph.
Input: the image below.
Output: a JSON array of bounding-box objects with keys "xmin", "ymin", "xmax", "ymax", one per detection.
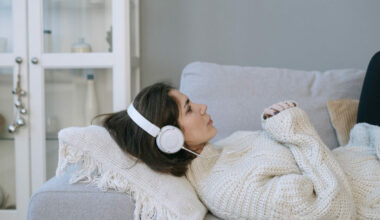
[{"xmin": 184, "ymin": 98, "xmax": 190, "ymax": 109}]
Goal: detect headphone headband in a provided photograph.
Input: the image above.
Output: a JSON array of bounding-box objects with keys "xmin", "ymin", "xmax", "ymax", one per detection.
[{"xmin": 127, "ymin": 103, "xmax": 160, "ymax": 137}]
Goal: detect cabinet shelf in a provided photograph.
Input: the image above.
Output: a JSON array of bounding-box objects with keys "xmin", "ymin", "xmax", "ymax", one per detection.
[
  {"xmin": 45, "ymin": 1, "xmax": 108, "ymax": 10},
  {"xmin": 42, "ymin": 53, "xmax": 114, "ymax": 68},
  {"xmin": 0, "ymin": 137, "xmax": 14, "ymax": 141},
  {"xmin": 0, "ymin": 137, "xmax": 59, "ymax": 141}
]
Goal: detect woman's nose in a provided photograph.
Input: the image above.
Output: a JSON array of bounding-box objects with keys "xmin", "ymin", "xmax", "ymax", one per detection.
[{"xmin": 200, "ymin": 104, "xmax": 207, "ymax": 115}]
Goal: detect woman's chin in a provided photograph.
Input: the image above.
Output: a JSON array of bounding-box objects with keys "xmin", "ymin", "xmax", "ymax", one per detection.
[{"xmin": 211, "ymin": 127, "xmax": 218, "ymax": 138}]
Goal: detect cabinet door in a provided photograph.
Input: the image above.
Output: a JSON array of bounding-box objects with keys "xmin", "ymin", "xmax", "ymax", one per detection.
[
  {"xmin": 0, "ymin": 0, "xmax": 30, "ymax": 219},
  {"xmin": 44, "ymin": 68, "xmax": 113, "ymax": 180},
  {"xmin": 28, "ymin": 0, "xmax": 131, "ymax": 192}
]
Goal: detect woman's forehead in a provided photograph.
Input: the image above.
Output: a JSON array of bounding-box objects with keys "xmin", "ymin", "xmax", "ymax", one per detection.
[
  {"xmin": 170, "ymin": 89, "xmax": 187, "ymax": 104},
  {"xmin": 169, "ymin": 89, "xmax": 189, "ymax": 115}
]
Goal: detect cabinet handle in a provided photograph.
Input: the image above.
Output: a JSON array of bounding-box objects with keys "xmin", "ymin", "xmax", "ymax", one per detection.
[
  {"xmin": 31, "ymin": 57, "xmax": 39, "ymax": 64},
  {"xmin": 15, "ymin": 57, "xmax": 22, "ymax": 64}
]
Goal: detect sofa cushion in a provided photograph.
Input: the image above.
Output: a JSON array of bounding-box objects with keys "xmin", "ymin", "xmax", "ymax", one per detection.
[{"xmin": 180, "ymin": 62, "xmax": 365, "ymax": 149}]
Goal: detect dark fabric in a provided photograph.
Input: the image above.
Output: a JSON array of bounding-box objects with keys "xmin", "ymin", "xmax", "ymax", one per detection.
[{"xmin": 357, "ymin": 51, "xmax": 380, "ymax": 126}]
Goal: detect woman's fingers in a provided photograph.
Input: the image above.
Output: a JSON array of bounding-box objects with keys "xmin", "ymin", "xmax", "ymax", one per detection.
[
  {"xmin": 286, "ymin": 101, "xmax": 297, "ymax": 107},
  {"xmin": 271, "ymin": 104, "xmax": 284, "ymax": 112},
  {"xmin": 277, "ymin": 102, "xmax": 289, "ymax": 110},
  {"xmin": 284, "ymin": 101, "xmax": 296, "ymax": 107},
  {"xmin": 275, "ymin": 101, "xmax": 296, "ymax": 110},
  {"xmin": 263, "ymin": 100, "xmax": 297, "ymax": 119},
  {"xmin": 263, "ymin": 107, "xmax": 276, "ymax": 116}
]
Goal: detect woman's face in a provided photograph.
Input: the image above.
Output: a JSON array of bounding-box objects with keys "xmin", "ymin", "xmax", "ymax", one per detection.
[{"xmin": 169, "ymin": 89, "xmax": 217, "ymax": 154}]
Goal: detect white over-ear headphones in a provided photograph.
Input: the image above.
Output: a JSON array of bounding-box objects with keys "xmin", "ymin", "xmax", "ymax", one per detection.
[{"xmin": 127, "ymin": 102, "xmax": 201, "ymax": 156}]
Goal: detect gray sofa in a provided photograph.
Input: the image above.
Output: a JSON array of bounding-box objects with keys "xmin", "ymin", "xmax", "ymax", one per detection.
[{"xmin": 28, "ymin": 62, "xmax": 365, "ymax": 220}]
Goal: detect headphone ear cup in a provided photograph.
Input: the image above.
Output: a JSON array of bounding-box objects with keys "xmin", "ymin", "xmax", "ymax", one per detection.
[{"xmin": 156, "ymin": 125, "xmax": 184, "ymax": 154}]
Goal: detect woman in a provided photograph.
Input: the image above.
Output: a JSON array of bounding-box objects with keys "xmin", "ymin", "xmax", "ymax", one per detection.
[{"xmin": 102, "ymin": 51, "xmax": 380, "ymax": 219}]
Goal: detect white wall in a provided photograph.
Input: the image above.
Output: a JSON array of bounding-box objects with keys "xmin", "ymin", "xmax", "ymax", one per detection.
[{"xmin": 140, "ymin": 0, "xmax": 380, "ymax": 89}]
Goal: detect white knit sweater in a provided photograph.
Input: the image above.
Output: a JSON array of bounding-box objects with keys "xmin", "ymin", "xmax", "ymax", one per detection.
[
  {"xmin": 333, "ymin": 122, "xmax": 380, "ymax": 220},
  {"xmin": 186, "ymin": 107, "xmax": 356, "ymax": 219}
]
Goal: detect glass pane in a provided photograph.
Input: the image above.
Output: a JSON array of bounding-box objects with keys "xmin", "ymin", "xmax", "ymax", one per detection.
[
  {"xmin": 0, "ymin": 0, "xmax": 13, "ymax": 53},
  {"xmin": 0, "ymin": 68, "xmax": 16, "ymax": 209},
  {"xmin": 43, "ymin": 0, "xmax": 112, "ymax": 53},
  {"xmin": 45, "ymin": 68, "xmax": 113, "ymax": 179}
]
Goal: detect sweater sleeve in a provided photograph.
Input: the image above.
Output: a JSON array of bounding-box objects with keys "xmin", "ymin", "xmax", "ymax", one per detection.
[{"xmin": 259, "ymin": 106, "xmax": 355, "ymax": 219}]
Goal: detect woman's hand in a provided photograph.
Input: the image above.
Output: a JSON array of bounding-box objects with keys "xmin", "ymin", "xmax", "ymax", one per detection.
[{"xmin": 263, "ymin": 101, "xmax": 297, "ymax": 119}]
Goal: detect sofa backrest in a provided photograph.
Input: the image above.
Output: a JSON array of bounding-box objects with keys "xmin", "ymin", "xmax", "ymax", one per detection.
[{"xmin": 179, "ymin": 62, "xmax": 365, "ymax": 149}]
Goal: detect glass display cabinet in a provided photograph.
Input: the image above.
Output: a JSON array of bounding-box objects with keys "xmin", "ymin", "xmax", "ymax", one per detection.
[{"xmin": 0, "ymin": 0, "xmax": 139, "ymax": 219}]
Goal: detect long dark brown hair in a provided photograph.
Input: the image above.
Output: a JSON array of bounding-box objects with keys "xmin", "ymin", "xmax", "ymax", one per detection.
[{"xmin": 100, "ymin": 82, "xmax": 196, "ymax": 177}]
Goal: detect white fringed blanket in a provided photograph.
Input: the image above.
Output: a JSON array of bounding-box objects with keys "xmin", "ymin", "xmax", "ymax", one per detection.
[
  {"xmin": 56, "ymin": 126, "xmax": 207, "ymax": 220},
  {"xmin": 187, "ymin": 107, "xmax": 380, "ymax": 219}
]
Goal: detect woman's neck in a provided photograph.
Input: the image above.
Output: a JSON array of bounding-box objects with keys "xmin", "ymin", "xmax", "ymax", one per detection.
[{"xmin": 187, "ymin": 142, "xmax": 206, "ymax": 154}]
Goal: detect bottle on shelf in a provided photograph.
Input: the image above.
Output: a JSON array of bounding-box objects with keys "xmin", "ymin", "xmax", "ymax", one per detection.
[{"xmin": 84, "ymin": 73, "xmax": 98, "ymax": 125}]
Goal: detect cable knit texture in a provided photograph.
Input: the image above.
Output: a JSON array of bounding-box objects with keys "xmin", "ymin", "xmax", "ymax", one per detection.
[
  {"xmin": 333, "ymin": 122, "xmax": 380, "ymax": 220},
  {"xmin": 186, "ymin": 107, "xmax": 356, "ymax": 219}
]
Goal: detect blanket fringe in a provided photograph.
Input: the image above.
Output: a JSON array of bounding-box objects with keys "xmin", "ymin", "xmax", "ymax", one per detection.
[{"xmin": 56, "ymin": 140, "xmax": 181, "ymax": 220}]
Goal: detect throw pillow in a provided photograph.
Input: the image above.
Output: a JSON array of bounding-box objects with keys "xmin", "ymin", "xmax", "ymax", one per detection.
[
  {"xmin": 327, "ymin": 99, "xmax": 359, "ymax": 146},
  {"xmin": 56, "ymin": 125, "xmax": 207, "ymax": 220}
]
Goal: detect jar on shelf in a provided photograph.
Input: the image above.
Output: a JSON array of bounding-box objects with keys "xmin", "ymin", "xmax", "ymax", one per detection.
[{"xmin": 71, "ymin": 38, "xmax": 92, "ymax": 53}]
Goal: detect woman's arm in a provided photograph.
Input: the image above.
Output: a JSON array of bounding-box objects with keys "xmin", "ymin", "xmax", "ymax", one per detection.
[
  {"xmin": 260, "ymin": 104, "xmax": 355, "ymax": 219},
  {"xmin": 188, "ymin": 103, "xmax": 355, "ymax": 219}
]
